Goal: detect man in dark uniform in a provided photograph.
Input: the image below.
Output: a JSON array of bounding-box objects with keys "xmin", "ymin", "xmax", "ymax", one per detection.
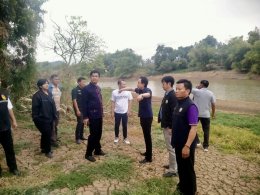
[
  {"xmin": 172, "ymin": 79, "xmax": 198, "ymax": 195},
  {"xmin": 71, "ymin": 77, "xmax": 87, "ymax": 144},
  {"xmin": 32, "ymin": 79, "xmax": 57, "ymax": 158},
  {"xmin": 0, "ymin": 82, "xmax": 20, "ymax": 176},
  {"xmin": 82, "ymin": 70, "xmax": 105, "ymax": 162}
]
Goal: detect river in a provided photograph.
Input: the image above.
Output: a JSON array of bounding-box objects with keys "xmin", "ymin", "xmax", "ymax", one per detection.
[{"xmin": 100, "ymin": 78, "xmax": 260, "ymax": 103}]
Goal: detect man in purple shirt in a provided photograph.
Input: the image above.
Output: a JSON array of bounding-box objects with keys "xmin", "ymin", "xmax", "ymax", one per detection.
[{"xmin": 172, "ymin": 79, "xmax": 198, "ymax": 195}]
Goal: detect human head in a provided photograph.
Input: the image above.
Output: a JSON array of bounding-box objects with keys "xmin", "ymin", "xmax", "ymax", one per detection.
[
  {"xmin": 50, "ymin": 74, "xmax": 59, "ymax": 86},
  {"xmin": 117, "ymin": 79, "xmax": 126, "ymax": 89},
  {"xmin": 77, "ymin": 77, "xmax": 86, "ymax": 88},
  {"xmin": 90, "ymin": 70, "xmax": 100, "ymax": 84},
  {"xmin": 37, "ymin": 79, "xmax": 49, "ymax": 90},
  {"xmin": 161, "ymin": 76, "xmax": 175, "ymax": 91},
  {"xmin": 200, "ymin": 80, "xmax": 209, "ymax": 88},
  {"xmin": 137, "ymin": 76, "xmax": 148, "ymax": 89},
  {"xmin": 175, "ymin": 79, "xmax": 192, "ymax": 99}
]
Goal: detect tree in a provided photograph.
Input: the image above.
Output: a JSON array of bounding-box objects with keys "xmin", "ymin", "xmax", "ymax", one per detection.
[
  {"xmin": 0, "ymin": 0, "xmax": 46, "ymax": 101},
  {"xmin": 50, "ymin": 16, "xmax": 104, "ymax": 66},
  {"xmin": 247, "ymin": 27, "xmax": 260, "ymax": 45},
  {"xmin": 244, "ymin": 40, "xmax": 260, "ymax": 74},
  {"xmin": 104, "ymin": 49, "xmax": 142, "ymax": 78}
]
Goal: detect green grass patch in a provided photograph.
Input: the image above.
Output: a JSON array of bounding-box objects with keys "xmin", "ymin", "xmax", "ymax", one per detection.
[
  {"xmin": 212, "ymin": 112, "xmax": 260, "ymax": 135},
  {"xmin": 14, "ymin": 140, "xmax": 33, "ymax": 154},
  {"xmin": 112, "ymin": 178, "xmax": 178, "ymax": 195}
]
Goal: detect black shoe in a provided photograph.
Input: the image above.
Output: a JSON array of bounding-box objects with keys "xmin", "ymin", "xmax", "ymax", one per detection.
[
  {"xmin": 45, "ymin": 152, "xmax": 53, "ymax": 158},
  {"xmin": 85, "ymin": 156, "xmax": 96, "ymax": 162},
  {"xmin": 10, "ymin": 169, "xmax": 21, "ymax": 176},
  {"xmin": 80, "ymin": 137, "xmax": 88, "ymax": 140},
  {"xmin": 94, "ymin": 150, "xmax": 106, "ymax": 156},
  {"xmin": 163, "ymin": 165, "xmax": 169, "ymax": 169},
  {"xmin": 139, "ymin": 158, "xmax": 152, "ymax": 164},
  {"xmin": 51, "ymin": 142, "xmax": 59, "ymax": 147},
  {"xmin": 76, "ymin": 139, "xmax": 81, "ymax": 144},
  {"xmin": 140, "ymin": 152, "xmax": 146, "ymax": 156},
  {"xmin": 163, "ymin": 172, "xmax": 177, "ymax": 177}
]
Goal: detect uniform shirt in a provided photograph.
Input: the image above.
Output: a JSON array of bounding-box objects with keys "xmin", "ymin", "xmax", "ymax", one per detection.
[
  {"xmin": 192, "ymin": 88, "xmax": 216, "ymax": 118},
  {"xmin": 111, "ymin": 89, "xmax": 133, "ymax": 114},
  {"xmin": 135, "ymin": 87, "xmax": 153, "ymax": 118},
  {"xmin": 71, "ymin": 85, "xmax": 84, "ymax": 112}
]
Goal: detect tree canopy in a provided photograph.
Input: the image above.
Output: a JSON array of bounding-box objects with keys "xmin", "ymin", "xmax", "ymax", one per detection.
[{"xmin": 0, "ymin": 0, "xmax": 46, "ymax": 101}]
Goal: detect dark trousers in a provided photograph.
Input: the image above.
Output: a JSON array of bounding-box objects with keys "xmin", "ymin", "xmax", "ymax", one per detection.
[
  {"xmin": 140, "ymin": 117, "xmax": 153, "ymax": 161},
  {"xmin": 195, "ymin": 117, "xmax": 210, "ymax": 148},
  {"xmin": 175, "ymin": 146, "xmax": 196, "ymax": 195},
  {"xmin": 75, "ymin": 115, "xmax": 84, "ymax": 140},
  {"xmin": 114, "ymin": 112, "xmax": 128, "ymax": 139},
  {"xmin": 51, "ymin": 111, "xmax": 59, "ymax": 143},
  {"xmin": 0, "ymin": 130, "xmax": 18, "ymax": 172},
  {"xmin": 34, "ymin": 120, "xmax": 52, "ymax": 153},
  {"xmin": 85, "ymin": 118, "xmax": 103, "ymax": 157}
]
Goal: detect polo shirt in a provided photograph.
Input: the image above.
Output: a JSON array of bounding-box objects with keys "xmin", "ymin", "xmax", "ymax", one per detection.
[
  {"xmin": 192, "ymin": 88, "xmax": 216, "ymax": 118},
  {"xmin": 135, "ymin": 87, "xmax": 153, "ymax": 118}
]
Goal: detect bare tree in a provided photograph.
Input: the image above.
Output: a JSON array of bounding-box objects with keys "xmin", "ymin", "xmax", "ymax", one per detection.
[{"xmin": 50, "ymin": 16, "xmax": 104, "ymax": 65}]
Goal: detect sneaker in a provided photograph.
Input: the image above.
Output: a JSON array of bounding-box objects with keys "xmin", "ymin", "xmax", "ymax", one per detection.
[
  {"xmin": 163, "ymin": 172, "xmax": 177, "ymax": 177},
  {"xmin": 114, "ymin": 137, "xmax": 119, "ymax": 144},
  {"xmin": 139, "ymin": 158, "xmax": 152, "ymax": 164},
  {"xmin": 80, "ymin": 137, "xmax": 88, "ymax": 140},
  {"xmin": 85, "ymin": 156, "xmax": 96, "ymax": 162},
  {"xmin": 204, "ymin": 147, "xmax": 209, "ymax": 152},
  {"xmin": 76, "ymin": 139, "xmax": 81, "ymax": 144},
  {"xmin": 196, "ymin": 143, "xmax": 202, "ymax": 148},
  {"xmin": 123, "ymin": 138, "xmax": 130, "ymax": 144}
]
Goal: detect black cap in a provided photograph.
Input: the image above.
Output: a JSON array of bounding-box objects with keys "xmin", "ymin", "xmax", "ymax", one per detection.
[{"xmin": 37, "ymin": 79, "xmax": 48, "ymax": 88}]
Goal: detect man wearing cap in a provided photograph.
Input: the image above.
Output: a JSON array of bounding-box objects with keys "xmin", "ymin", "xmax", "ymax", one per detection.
[
  {"xmin": 32, "ymin": 79, "xmax": 57, "ymax": 158},
  {"xmin": 192, "ymin": 80, "xmax": 216, "ymax": 152},
  {"xmin": 0, "ymin": 80, "xmax": 20, "ymax": 176}
]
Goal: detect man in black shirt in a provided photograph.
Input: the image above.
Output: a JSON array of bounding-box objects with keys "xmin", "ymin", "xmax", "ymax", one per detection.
[{"xmin": 71, "ymin": 77, "xmax": 87, "ymax": 144}]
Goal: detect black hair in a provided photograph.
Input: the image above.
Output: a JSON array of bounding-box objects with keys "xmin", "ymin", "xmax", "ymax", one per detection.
[
  {"xmin": 200, "ymin": 80, "xmax": 209, "ymax": 88},
  {"xmin": 37, "ymin": 79, "xmax": 48, "ymax": 88},
  {"xmin": 161, "ymin": 76, "xmax": 175, "ymax": 87},
  {"xmin": 90, "ymin": 70, "xmax": 100, "ymax": 77},
  {"xmin": 176, "ymin": 79, "xmax": 192, "ymax": 94},
  {"xmin": 77, "ymin": 77, "xmax": 86, "ymax": 83},
  {"xmin": 117, "ymin": 79, "xmax": 125, "ymax": 85},
  {"xmin": 139, "ymin": 76, "xmax": 148, "ymax": 87}
]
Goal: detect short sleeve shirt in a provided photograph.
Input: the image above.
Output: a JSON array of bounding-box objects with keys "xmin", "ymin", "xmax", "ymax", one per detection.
[
  {"xmin": 187, "ymin": 104, "xmax": 199, "ymax": 125},
  {"xmin": 135, "ymin": 87, "xmax": 153, "ymax": 118},
  {"xmin": 71, "ymin": 86, "xmax": 84, "ymax": 111},
  {"xmin": 111, "ymin": 89, "xmax": 133, "ymax": 114}
]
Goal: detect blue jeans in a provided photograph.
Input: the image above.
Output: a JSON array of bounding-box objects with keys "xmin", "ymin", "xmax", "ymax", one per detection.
[{"xmin": 114, "ymin": 112, "xmax": 128, "ymax": 139}]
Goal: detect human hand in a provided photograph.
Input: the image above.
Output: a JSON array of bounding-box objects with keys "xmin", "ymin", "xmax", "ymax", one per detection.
[
  {"xmin": 182, "ymin": 145, "xmax": 190, "ymax": 158},
  {"xmin": 12, "ymin": 121, "xmax": 18, "ymax": 129},
  {"xmin": 83, "ymin": 119, "xmax": 89, "ymax": 126},
  {"xmin": 76, "ymin": 110, "xmax": 81, "ymax": 117},
  {"xmin": 136, "ymin": 94, "xmax": 143, "ymax": 102}
]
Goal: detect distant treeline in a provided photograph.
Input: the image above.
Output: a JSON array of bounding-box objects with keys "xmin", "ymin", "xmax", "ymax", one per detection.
[{"xmin": 38, "ymin": 27, "xmax": 260, "ymax": 78}]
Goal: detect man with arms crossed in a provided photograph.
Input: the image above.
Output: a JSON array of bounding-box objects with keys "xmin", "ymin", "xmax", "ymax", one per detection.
[{"xmin": 111, "ymin": 79, "xmax": 133, "ymax": 144}]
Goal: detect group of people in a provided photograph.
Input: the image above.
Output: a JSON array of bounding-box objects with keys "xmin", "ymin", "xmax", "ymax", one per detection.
[{"xmin": 0, "ymin": 70, "xmax": 216, "ymax": 195}]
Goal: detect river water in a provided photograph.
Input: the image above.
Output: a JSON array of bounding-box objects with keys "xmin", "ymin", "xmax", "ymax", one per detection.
[{"xmin": 100, "ymin": 78, "xmax": 260, "ymax": 103}]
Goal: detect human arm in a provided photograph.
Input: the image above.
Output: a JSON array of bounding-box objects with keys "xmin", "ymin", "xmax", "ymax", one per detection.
[
  {"xmin": 73, "ymin": 99, "xmax": 81, "ymax": 117},
  {"xmin": 211, "ymin": 102, "xmax": 216, "ymax": 119},
  {"xmin": 182, "ymin": 125, "xmax": 197, "ymax": 158},
  {"xmin": 8, "ymin": 99, "xmax": 17, "ymax": 128},
  {"xmin": 119, "ymin": 87, "xmax": 134, "ymax": 93}
]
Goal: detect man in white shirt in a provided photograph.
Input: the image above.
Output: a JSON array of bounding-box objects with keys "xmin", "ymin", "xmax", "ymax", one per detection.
[
  {"xmin": 191, "ymin": 80, "xmax": 216, "ymax": 152},
  {"xmin": 111, "ymin": 79, "xmax": 133, "ymax": 144}
]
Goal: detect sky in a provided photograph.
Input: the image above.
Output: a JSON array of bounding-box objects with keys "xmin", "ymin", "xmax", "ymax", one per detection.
[{"xmin": 36, "ymin": 0, "xmax": 260, "ymax": 62}]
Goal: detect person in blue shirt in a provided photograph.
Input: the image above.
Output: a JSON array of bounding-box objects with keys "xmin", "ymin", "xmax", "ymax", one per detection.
[
  {"xmin": 82, "ymin": 70, "xmax": 105, "ymax": 162},
  {"xmin": 120, "ymin": 76, "xmax": 153, "ymax": 163}
]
